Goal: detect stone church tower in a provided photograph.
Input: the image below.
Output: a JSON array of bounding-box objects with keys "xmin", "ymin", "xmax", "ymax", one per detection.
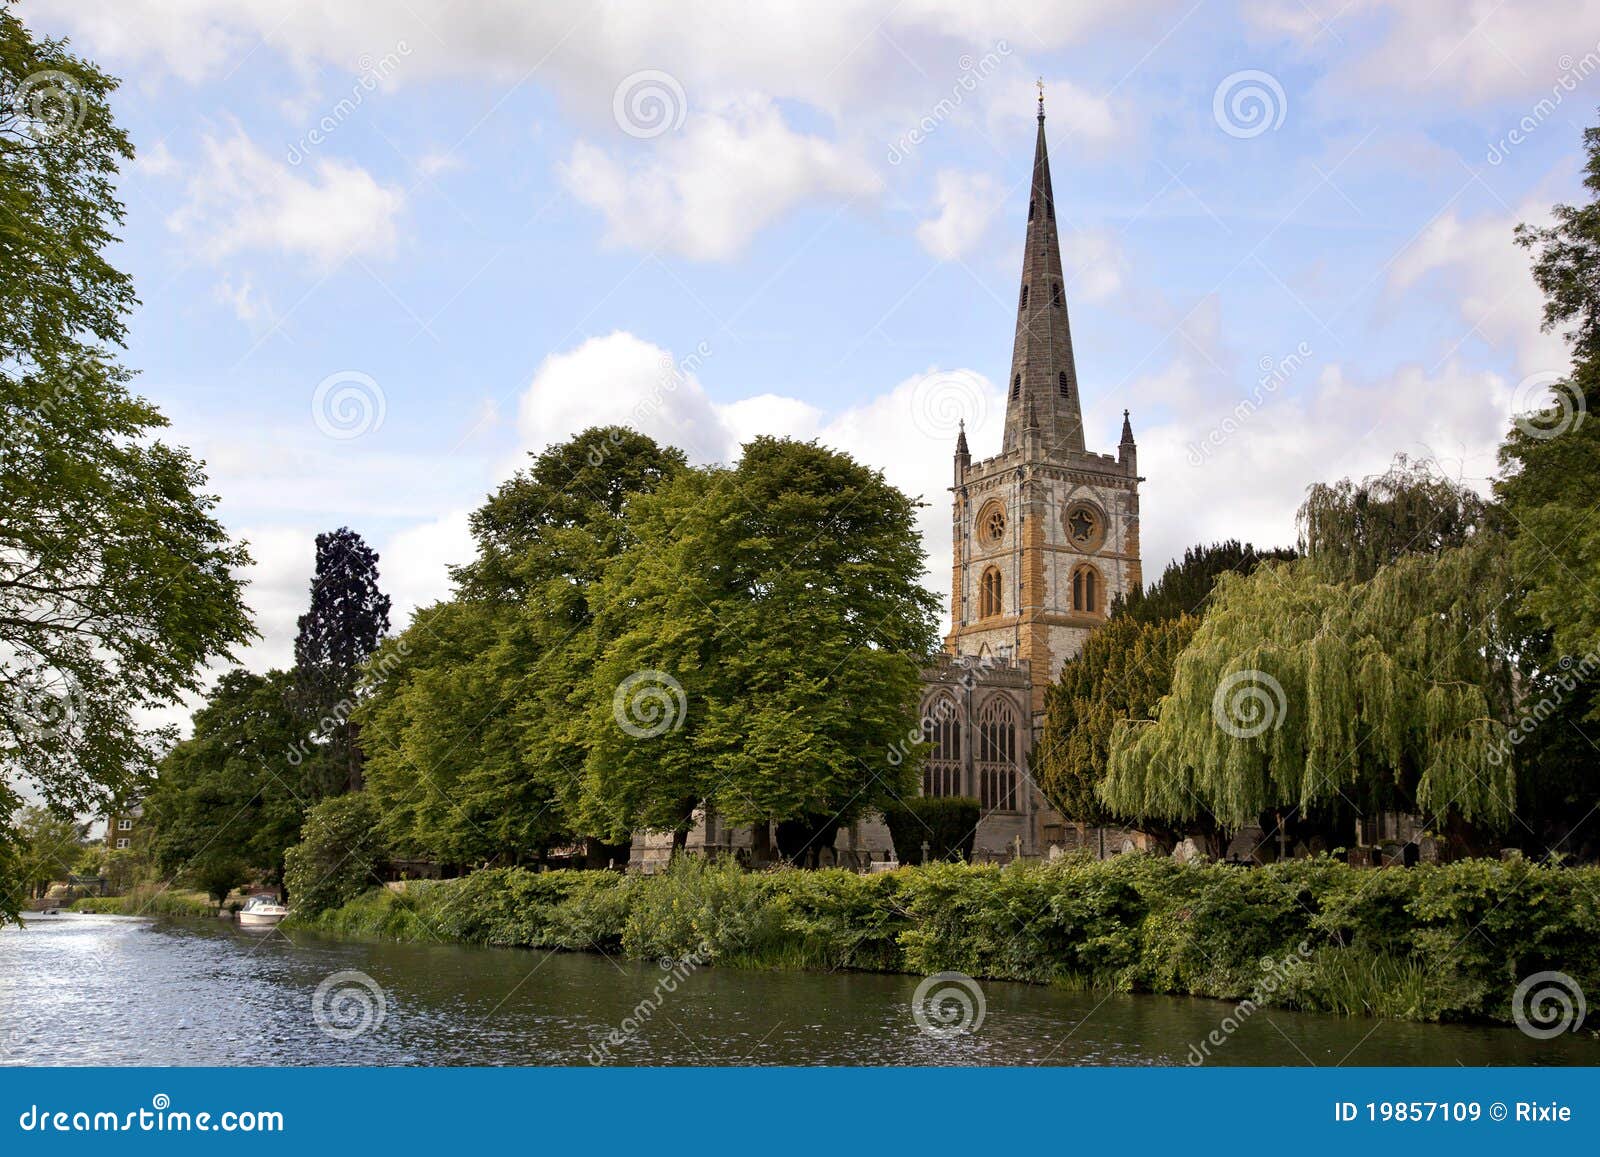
[
  {"xmin": 945, "ymin": 94, "xmax": 1143, "ymax": 721},
  {"xmin": 910, "ymin": 93, "xmax": 1143, "ymax": 861}
]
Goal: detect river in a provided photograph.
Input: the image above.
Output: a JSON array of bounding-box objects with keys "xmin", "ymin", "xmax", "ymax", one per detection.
[{"xmin": 2, "ymin": 913, "xmax": 1595, "ymax": 1066}]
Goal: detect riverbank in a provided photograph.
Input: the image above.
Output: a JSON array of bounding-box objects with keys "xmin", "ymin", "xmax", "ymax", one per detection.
[
  {"xmin": 69, "ymin": 886, "xmax": 215, "ymax": 918},
  {"xmin": 290, "ymin": 853, "xmax": 1599, "ymax": 1026}
]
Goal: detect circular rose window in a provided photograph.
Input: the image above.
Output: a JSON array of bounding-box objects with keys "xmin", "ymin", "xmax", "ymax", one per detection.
[
  {"xmin": 1062, "ymin": 501, "xmax": 1106, "ymax": 552},
  {"xmin": 977, "ymin": 501, "xmax": 1007, "ymax": 546}
]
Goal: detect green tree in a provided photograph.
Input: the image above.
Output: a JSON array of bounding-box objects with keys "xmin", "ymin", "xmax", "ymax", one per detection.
[
  {"xmin": 1102, "ymin": 542, "xmax": 1518, "ymax": 838},
  {"xmin": 143, "ymin": 669, "xmax": 306, "ymax": 887},
  {"xmin": 1, "ymin": 12, "xmax": 252, "ymax": 922},
  {"xmin": 580, "ymin": 437, "xmax": 940, "ymax": 858},
  {"xmin": 292, "ymin": 528, "xmax": 391, "ymax": 795},
  {"xmin": 1298, "ymin": 454, "xmax": 1485, "ymax": 584},
  {"xmin": 1494, "ymin": 118, "xmax": 1600, "ymax": 855},
  {"xmin": 1038, "ymin": 613, "xmax": 1200, "ymax": 828},
  {"xmin": 1039, "ymin": 540, "xmax": 1292, "ymax": 851},
  {"xmin": 283, "ymin": 793, "xmax": 386, "ymax": 915},
  {"xmin": 1116, "ymin": 540, "xmax": 1296, "ymax": 624},
  {"xmin": 12, "ymin": 806, "xmax": 86, "ymax": 900},
  {"xmin": 357, "ymin": 428, "xmax": 686, "ymax": 867}
]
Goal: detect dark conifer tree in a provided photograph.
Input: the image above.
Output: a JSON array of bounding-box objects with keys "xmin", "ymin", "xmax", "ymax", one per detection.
[{"xmin": 293, "ymin": 528, "xmax": 391, "ymax": 794}]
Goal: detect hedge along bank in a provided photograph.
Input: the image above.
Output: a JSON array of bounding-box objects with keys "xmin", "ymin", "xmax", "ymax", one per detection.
[{"xmin": 287, "ymin": 853, "xmax": 1600, "ymax": 1027}]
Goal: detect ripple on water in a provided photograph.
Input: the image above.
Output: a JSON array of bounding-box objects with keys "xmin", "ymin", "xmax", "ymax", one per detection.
[{"xmin": 4, "ymin": 914, "xmax": 1598, "ymax": 1066}]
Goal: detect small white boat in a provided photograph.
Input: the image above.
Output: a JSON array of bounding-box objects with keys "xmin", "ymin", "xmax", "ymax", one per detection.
[{"xmin": 237, "ymin": 894, "xmax": 290, "ymax": 927}]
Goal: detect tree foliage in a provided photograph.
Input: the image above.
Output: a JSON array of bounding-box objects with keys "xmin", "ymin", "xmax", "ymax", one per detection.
[
  {"xmin": 142, "ymin": 669, "xmax": 306, "ymax": 887},
  {"xmin": 282, "ymin": 793, "xmax": 386, "ymax": 915},
  {"xmin": 1116, "ymin": 539, "xmax": 1296, "ymax": 624},
  {"xmin": 1040, "ymin": 540, "xmax": 1291, "ymax": 839},
  {"xmin": 292, "ymin": 527, "xmax": 390, "ymax": 794},
  {"xmin": 0, "ymin": 12, "xmax": 251, "ymax": 922},
  {"xmin": 1103, "ymin": 542, "xmax": 1518, "ymax": 833},
  {"xmin": 357, "ymin": 428, "xmax": 686, "ymax": 865},
  {"xmin": 578, "ymin": 437, "xmax": 941, "ymax": 847},
  {"xmin": 1298, "ymin": 455, "xmax": 1486, "ymax": 584},
  {"xmin": 1038, "ymin": 613, "xmax": 1200, "ymax": 827},
  {"xmin": 11, "ymin": 805, "xmax": 86, "ymax": 901}
]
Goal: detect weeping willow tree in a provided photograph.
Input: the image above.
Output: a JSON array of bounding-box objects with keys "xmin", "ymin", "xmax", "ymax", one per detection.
[
  {"xmin": 1298, "ymin": 455, "xmax": 1486, "ymax": 584},
  {"xmin": 1102, "ymin": 538, "xmax": 1518, "ymax": 836}
]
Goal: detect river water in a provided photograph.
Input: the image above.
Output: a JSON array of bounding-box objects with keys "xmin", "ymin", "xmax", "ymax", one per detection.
[{"xmin": 2, "ymin": 914, "xmax": 1595, "ymax": 1066}]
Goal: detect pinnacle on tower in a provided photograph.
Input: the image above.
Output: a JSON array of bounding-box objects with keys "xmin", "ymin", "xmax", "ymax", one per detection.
[{"xmin": 1001, "ymin": 93, "xmax": 1085, "ymax": 455}]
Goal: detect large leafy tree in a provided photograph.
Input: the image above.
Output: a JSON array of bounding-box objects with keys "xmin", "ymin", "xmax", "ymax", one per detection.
[
  {"xmin": 0, "ymin": 12, "xmax": 252, "ymax": 921},
  {"xmin": 13, "ymin": 806, "xmax": 87, "ymax": 900},
  {"xmin": 143, "ymin": 669, "xmax": 306, "ymax": 889},
  {"xmin": 358, "ymin": 428, "xmax": 685, "ymax": 865},
  {"xmin": 1299, "ymin": 455, "xmax": 1486, "ymax": 584},
  {"xmin": 293, "ymin": 527, "xmax": 390, "ymax": 794},
  {"xmin": 1115, "ymin": 540, "xmax": 1296, "ymax": 624},
  {"xmin": 1039, "ymin": 540, "xmax": 1293, "ymax": 853},
  {"xmin": 580, "ymin": 437, "xmax": 940, "ymax": 858},
  {"xmin": 1103, "ymin": 541, "xmax": 1518, "ymax": 841},
  {"xmin": 359, "ymin": 599, "xmax": 569, "ymax": 867},
  {"xmin": 1495, "ymin": 118, "xmax": 1600, "ymax": 855}
]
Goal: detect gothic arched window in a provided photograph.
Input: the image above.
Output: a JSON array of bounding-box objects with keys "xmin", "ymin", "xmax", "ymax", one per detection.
[
  {"xmin": 1071, "ymin": 565, "xmax": 1100, "ymax": 615},
  {"xmin": 1051, "ymin": 282, "xmax": 1062, "ymax": 308},
  {"xmin": 921, "ymin": 694, "xmax": 962, "ymax": 798},
  {"xmin": 1019, "ymin": 284, "xmax": 1029, "ymax": 309},
  {"xmin": 1028, "ymin": 199, "xmax": 1035, "ymax": 221},
  {"xmin": 1058, "ymin": 371, "xmax": 1069, "ymax": 397},
  {"xmin": 1011, "ymin": 374, "xmax": 1021, "ymax": 400},
  {"xmin": 976, "ymin": 696, "xmax": 1019, "ymax": 811},
  {"xmin": 979, "ymin": 566, "xmax": 1003, "ymax": 618}
]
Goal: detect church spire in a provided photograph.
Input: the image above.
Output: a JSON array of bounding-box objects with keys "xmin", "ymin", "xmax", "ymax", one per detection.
[{"xmin": 1002, "ymin": 89, "xmax": 1085, "ymax": 455}]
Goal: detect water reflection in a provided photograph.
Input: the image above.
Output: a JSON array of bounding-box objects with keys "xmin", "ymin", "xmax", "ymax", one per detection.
[{"xmin": 2, "ymin": 914, "xmax": 1595, "ymax": 1067}]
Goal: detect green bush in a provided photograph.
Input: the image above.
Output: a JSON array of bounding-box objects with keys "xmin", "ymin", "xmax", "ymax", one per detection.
[
  {"xmin": 880, "ymin": 797, "xmax": 979, "ymax": 864},
  {"xmin": 294, "ymin": 853, "xmax": 1600, "ymax": 1027},
  {"xmin": 283, "ymin": 794, "xmax": 387, "ymax": 916},
  {"xmin": 68, "ymin": 886, "xmax": 213, "ymax": 918}
]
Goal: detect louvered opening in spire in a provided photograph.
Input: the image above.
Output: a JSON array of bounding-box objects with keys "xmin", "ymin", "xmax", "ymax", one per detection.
[{"xmin": 1002, "ymin": 99, "xmax": 1085, "ymax": 455}]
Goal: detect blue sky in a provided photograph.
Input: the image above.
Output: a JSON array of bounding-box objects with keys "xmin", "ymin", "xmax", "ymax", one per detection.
[{"xmin": 22, "ymin": 0, "xmax": 1598, "ymax": 673}]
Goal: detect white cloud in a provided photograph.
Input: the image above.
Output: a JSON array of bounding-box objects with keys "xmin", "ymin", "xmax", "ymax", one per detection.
[
  {"xmin": 985, "ymin": 74, "xmax": 1121, "ymax": 146},
  {"xmin": 134, "ymin": 138, "xmax": 179, "ymax": 177},
  {"xmin": 417, "ymin": 151, "xmax": 464, "ymax": 178},
  {"xmin": 1388, "ymin": 197, "xmax": 1570, "ymax": 377},
  {"xmin": 1136, "ymin": 355, "xmax": 1511, "ymax": 570},
  {"xmin": 560, "ymin": 95, "xmax": 881, "ymax": 260},
  {"xmin": 916, "ymin": 169, "xmax": 1002, "ymax": 260},
  {"xmin": 514, "ymin": 331, "xmax": 1004, "ymax": 605},
  {"xmin": 168, "ymin": 129, "xmax": 404, "ymax": 269},
  {"xmin": 1245, "ymin": 0, "xmax": 1600, "ymax": 106},
  {"xmin": 212, "ymin": 274, "xmax": 275, "ymax": 324}
]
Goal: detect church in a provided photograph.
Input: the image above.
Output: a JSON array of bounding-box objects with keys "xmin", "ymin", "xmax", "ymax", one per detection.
[
  {"xmin": 917, "ymin": 90, "xmax": 1142, "ymax": 861},
  {"xmin": 632, "ymin": 95, "xmax": 1141, "ymax": 869}
]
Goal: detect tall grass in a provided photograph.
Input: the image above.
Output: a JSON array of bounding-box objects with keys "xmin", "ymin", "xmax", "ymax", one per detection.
[{"xmin": 290, "ymin": 853, "xmax": 1600, "ymax": 1027}]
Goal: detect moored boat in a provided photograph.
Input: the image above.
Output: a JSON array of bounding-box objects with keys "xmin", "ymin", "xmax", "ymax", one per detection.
[{"xmin": 237, "ymin": 893, "xmax": 289, "ymax": 927}]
